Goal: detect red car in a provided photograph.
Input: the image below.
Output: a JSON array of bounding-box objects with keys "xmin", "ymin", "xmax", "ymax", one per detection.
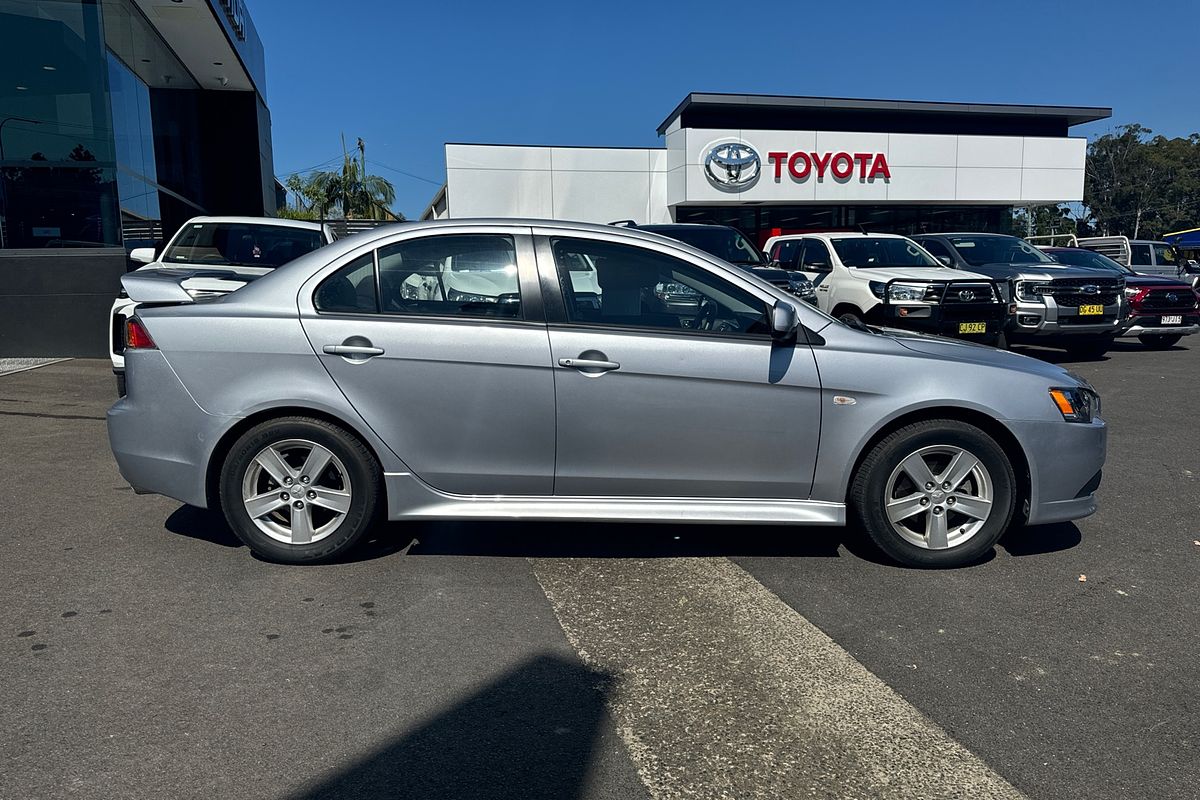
[{"xmin": 1041, "ymin": 247, "xmax": 1199, "ymax": 349}]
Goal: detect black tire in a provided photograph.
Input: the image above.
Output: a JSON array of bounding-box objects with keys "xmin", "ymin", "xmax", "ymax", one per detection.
[
  {"xmin": 219, "ymin": 416, "xmax": 381, "ymax": 564},
  {"xmin": 1063, "ymin": 337, "xmax": 1113, "ymax": 360},
  {"xmin": 1138, "ymin": 333, "xmax": 1182, "ymax": 349},
  {"xmin": 115, "ymin": 371, "xmax": 126, "ymax": 397},
  {"xmin": 850, "ymin": 420, "xmax": 1016, "ymax": 568},
  {"xmin": 838, "ymin": 309, "xmax": 865, "ymax": 328}
]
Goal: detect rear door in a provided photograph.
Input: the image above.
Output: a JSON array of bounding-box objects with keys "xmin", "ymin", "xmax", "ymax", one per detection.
[
  {"xmin": 536, "ymin": 230, "xmax": 822, "ymax": 499},
  {"xmin": 298, "ymin": 226, "xmax": 556, "ymax": 495}
]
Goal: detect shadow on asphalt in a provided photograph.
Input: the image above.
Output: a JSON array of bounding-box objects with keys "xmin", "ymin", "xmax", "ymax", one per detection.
[
  {"xmin": 998, "ymin": 521, "xmax": 1083, "ymax": 557},
  {"xmin": 162, "ymin": 507, "xmax": 1080, "ymax": 567},
  {"xmin": 287, "ymin": 654, "xmax": 615, "ymax": 800}
]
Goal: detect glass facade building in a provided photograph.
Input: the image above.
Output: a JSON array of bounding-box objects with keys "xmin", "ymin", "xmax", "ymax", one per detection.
[{"xmin": 0, "ymin": 0, "xmax": 276, "ymax": 355}]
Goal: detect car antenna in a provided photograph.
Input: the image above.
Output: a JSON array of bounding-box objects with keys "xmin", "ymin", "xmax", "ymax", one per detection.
[{"xmin": 857, "ymin": 223, "xmax": 869, "ymax": 235}]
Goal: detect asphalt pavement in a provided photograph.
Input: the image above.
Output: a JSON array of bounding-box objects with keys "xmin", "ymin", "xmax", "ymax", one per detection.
[{"xmin": 1, "ymin": 342, "xmax": 1197, "ymax": 799}]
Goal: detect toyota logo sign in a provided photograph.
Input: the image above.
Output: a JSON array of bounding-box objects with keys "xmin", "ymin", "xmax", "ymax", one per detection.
[
  {"xmin": 958, "ymin": 289, "xmax": 975, "ymax": 302},
  {"xmin": 704, "ymin": 141, "xmax": 761, "ymax": 190}
]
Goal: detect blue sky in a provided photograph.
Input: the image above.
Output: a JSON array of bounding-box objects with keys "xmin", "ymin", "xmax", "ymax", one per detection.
[{"xmin": 254, "ymin": 0, "xmax": 1197, "ymax": 218}]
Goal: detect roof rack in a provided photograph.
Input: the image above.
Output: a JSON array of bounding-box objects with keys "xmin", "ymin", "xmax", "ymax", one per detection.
[{"xmin": 608, "ymin": 220, "xmax": 638, "ymax": 227}]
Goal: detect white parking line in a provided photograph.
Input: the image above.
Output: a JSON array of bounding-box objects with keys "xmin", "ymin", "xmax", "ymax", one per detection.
[
  {"xmin": 533, "ymin": 556, "xmax": 1025, "ymax": 799},
  {"xmin": 0, "ymin": 358, "xmax": 71, "ymax": 377}
]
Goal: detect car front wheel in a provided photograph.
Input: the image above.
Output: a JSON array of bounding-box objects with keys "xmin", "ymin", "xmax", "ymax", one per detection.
[
  {"xmin": 219, "ymin": 417, "xmax": 381, "ymax": 564},
  {"xmin": 851, "ymin": 420, "xmax": 1016, "ymax": 568}
]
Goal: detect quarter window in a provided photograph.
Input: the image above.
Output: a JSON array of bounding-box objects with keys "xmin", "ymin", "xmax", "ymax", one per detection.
[
  {"xmin": 377, "ymin": 234, "xmax": 521, "ymax": 319},
  {"xmin": 551, "ymin": 238, "xmax": 770, "ymax": 335},
  {"xmin": 314, "ymin": 254, "xmax": 378, "ymax": 313}
]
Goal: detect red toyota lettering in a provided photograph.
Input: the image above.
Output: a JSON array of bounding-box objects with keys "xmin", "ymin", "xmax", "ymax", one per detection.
[
  {"xmin": 830, "ymin": 152, "xmax": 854, "ymax": 180},
  {"xmin": 853, "ymin": 153, "xmax": 873, "ymax": 178},
  {"xmin": 811, "ymin": 151, "xmax": 832, "ymax": 178},
  {"xmin": 868, "ymin": 153, "xmax": 891, "ymax": 181},
  {"xmin": 788, "ymin": 151, "xmax": 812, "ymax": 180},
  {"xmin": 768, "ymin": 152, "xmax": 788, "ymax": 180}
]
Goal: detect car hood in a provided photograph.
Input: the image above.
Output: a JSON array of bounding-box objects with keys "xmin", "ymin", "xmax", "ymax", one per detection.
[
  {"xmin": 955, "ymin": 262, "xmax": 1111, "ymax": 281},
  {"xmin": 885, "ymin": 327, "xmax": 1078, "ymax": 384},
  {"xmin": 846, "ymin": 266, "xmax": 992, "ymax": 283},
  {"xmin": 1125, "ymin": 274, "xmax": 1193, "ymax": 288}
]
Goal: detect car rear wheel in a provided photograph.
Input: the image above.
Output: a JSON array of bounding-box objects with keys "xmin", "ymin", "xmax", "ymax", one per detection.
[
  {"xmin": 851, "ymin": 420, "xmax": 1016, "ymax": 568},
  {"xmin": 219, "ymin": 417, "xmax": 380, "ymax": 564},
  {"xmin": 1137, "ymin": 333, "xmax": 1182, "ymax": 349}
]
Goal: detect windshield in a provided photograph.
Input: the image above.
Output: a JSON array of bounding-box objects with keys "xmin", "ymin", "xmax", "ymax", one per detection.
[
  {"xmin": 649, "ymin": 227, "xmax": 767, "ymax": 266},
  {"xmin": 830, "ymin": 237, "xmax": 940, "ymax": 268},
  {"xmin": 946, "ymin": 235, "xmax": 1053, "ymax": 266},
  {"xmin": 163, "ymin": 223, "xmax": 325, "ymax": 268},
  {"xmin": 1046, "ymin": 248, "xmax": 1132, "ymax": 275}
]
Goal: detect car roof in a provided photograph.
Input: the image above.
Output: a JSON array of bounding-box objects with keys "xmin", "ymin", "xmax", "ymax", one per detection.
[
  {"xmin": 772, "ymin": 232, "xmax": 913, "ymax": 240},
  {"xmin": 637, "ymin": 223, "xmax": 738, "ymax": 232},
  {"xmin": 182, "ymin": 215, "xmax": 328, "ymax": 232},
  {"xmin": 917, "ymin": 232, "xmax": 1015, "ymax": 238}
]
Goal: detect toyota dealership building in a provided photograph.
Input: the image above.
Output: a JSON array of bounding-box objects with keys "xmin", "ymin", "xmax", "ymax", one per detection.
[{"xmin": 422, "ymin": 93, "xmax": 1111, "ymax": 243}]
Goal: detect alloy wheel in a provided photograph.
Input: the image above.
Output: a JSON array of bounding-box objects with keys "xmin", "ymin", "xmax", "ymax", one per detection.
[
  {"xmin": 883, "ymin": 445, "xmax": 994, "ymax": 550},
  {"xmin": 240, "ymin": 438, "xmax": 352, "ymax": 545}
]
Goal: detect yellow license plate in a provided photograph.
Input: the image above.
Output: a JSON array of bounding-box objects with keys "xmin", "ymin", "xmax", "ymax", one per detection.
[
  {"xmin": 958, "ymin": 322, "xmax": 987, "ymax": 334},
  {"xmin": 1079, "ymin": 304, "xmax": 1104, "ymax": 315}
]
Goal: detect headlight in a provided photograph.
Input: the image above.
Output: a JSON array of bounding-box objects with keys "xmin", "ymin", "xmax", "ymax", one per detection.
[
  {"xmin": 1049, "ymin": 387, "xmax": 1098, "ymax": 423},
  {"xmin": 1123, "ymin": 286, "xmax": 1140, "ymax": 298},
  {"xmin": 869, "ymin": 281, "xmax": 927, "ymax": 302},
  {"xmin": 448, "ymin": 288, "xmax": 492, "ymax": 303},
  {"xmin": 1015, "ymin": 281, "xmax": 1050, "ymax": 302},
  {"xmin": 787, "ymin": 277, "xmax": 814, "ymax": 296}
]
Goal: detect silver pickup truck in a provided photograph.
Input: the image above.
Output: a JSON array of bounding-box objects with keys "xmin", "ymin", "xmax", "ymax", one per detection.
[{"xmin": 913, "ymin": 233, "xmax": 1124, "ymax": 358}]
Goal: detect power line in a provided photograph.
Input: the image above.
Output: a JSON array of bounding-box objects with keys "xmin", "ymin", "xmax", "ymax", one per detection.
[
  {"xmin": 275, "ymin": 154, "xmax": 343, "ymax": 178},
  {"xmin": 368, "ymin": 159, "xmax": 443, "ymax": 186}
]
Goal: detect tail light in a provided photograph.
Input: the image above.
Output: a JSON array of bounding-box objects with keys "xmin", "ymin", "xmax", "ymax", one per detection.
[{"xmin": 125, "ymin": 317, "xmax": 157, "ymax": 350}]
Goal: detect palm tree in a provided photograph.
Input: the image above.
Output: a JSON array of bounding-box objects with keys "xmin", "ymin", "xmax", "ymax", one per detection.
[{"xmin": 282, "ymin": 136, "xmax": 399, "ymax": 220}]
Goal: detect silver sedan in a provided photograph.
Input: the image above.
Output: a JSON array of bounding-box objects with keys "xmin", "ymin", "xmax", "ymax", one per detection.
[{"xmin": 108, "ymin": 219, "xmax": 1106, "ymax": 567}]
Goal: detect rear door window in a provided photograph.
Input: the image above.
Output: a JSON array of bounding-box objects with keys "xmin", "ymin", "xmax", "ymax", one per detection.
[{"xmin": 1129, "ymin": 244, "xmax": 1153, "ymax": 266}]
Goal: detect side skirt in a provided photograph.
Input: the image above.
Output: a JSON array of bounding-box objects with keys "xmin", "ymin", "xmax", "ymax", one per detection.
[{"xmin": 383, "ymin": 472, "xmax": 845, "ymax": 526}]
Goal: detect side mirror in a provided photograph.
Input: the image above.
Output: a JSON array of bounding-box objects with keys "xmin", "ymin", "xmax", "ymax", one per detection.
[
  {"xmin": 771, "ymin": 301, "xmax": 797, "ymax": 339},
  {"xmin": 129, "ymin": 247, "xmax": 156, "ymax": 265},
  {"xmin": 937, "ymin": 255, "xmax": 953, "ymax": 267}
]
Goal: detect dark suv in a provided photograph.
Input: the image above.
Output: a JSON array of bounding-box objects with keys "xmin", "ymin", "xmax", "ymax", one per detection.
[
  {"xmin": 914, "ymin": 233, "xmax": 1124, "ymax": 358},
  {"xmin": 1041, "ymin": 246, "xmax": 1199, "ymax": 349},
  {"xmin": 613, "ymin": 222, "xmax": 818, "ymax": 305}
]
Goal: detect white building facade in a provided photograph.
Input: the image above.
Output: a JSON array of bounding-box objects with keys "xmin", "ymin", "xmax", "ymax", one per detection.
[{"xmin": 423, "ymin": 94, "xmax": 1110, "ymax": 243}]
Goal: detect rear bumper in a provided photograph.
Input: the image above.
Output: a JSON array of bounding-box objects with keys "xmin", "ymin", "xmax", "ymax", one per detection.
[
  {"xmin": 1008, "ymin": 417, "xmax": 1107, "ymax": 525},
  {"xmin": 106, "ymin": 350, "xmax": 235, "ymax": 509}
]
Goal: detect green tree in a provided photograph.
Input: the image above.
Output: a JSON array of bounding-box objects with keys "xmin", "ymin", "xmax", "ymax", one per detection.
[
  {"xmin": 279, "ymin": 136, "xmax": 402, "ymax": 221},
  {"xmin": 1084, "ymin": 125, "xmax": 1200, "ymax": 238}
]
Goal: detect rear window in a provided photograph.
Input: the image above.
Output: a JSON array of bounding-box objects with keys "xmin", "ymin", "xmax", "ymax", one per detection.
[{"xmin": 164, "ymin": 223, "xmax": 325, "ymax": 268}]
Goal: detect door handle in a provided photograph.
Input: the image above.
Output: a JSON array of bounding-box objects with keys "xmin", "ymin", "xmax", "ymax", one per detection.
[
  {"xmin": 323, "ymin": 344, "xmax": 385, "ymax": 357},
  {"xmin": 559, "ymin": 357, "xmax": 620, "ymax": 372}
]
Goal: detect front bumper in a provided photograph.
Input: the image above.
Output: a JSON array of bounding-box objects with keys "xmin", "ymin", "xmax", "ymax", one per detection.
[
  {"xmin": 1010, "ymin": 299, "xmax": 1122, "ymax": 337},
  {"xmin": 878, "ymin": 304, "xmax": 1007, "ymax": 340},
  {"xmin": 1119, "ymin": 311, "xmax": 1200, "ymax": 338},
  {"xmin": 1007, "ymin": 417, "xmax": 1107, "ymax": 526},
  {"xmin": 107, "ymin": 349, "xmax": 235, "ymax": 509}
]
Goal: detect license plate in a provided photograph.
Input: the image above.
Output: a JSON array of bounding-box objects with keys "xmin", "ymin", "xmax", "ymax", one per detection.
[
  {"xmin": 1078, "ymin": 304, "xmax": 1103, "ymax": 315},
  {"xmin": 1162, "ymin": 315, "xmax": 1183, "ymax": 325},
  {"xmin": 958, "ymin": 322, "xmax": 987, "ymax": 334}
]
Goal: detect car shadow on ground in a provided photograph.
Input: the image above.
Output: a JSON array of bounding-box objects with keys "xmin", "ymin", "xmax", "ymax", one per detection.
[
  {"xmin": 287, "ymin": 653, "xmax": 618, "ymax": 800},
  {"xmin": 163, "ymin": 507, "xmax": 1082, "ymax": 568}
]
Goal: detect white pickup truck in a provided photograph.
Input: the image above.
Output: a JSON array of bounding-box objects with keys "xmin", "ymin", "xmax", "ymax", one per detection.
[
  {"xmin": 764, "ymin": 232, "xmax": 1009, "ymax": 345},
  {"xmin": 109, "ymin": 217, "xmax": 337, "ymax": 394}
]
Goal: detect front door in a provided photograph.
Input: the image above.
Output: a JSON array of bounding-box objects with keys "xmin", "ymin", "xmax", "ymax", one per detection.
[
  {"xmin": 537, "ymin": 233, "xmax": 822, "ymax": 499},
  {"xmin": 299, "ymin": 228, "xmax": 555, "ymax": 495}
]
